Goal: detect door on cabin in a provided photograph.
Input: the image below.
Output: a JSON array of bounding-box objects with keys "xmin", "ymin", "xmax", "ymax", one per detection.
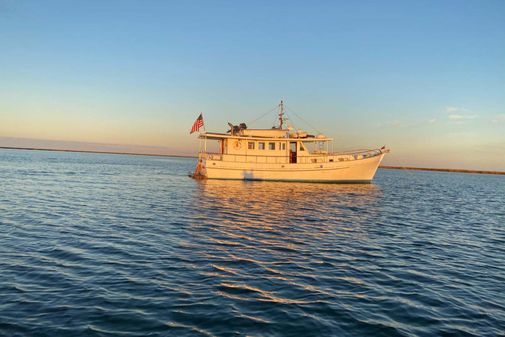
[{"xmin": 289, "ymin": 142, "xmax": 297, "ymax": 163}]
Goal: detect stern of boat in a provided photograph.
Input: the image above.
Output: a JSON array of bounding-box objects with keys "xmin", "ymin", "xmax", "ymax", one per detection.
[{"xmin": 191, "ymin": 155, "xmax": 208, "ymax": 179}]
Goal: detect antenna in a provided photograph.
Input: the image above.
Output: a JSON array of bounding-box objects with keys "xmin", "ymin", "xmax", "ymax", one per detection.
[{"xmin": 278, "ymin": 100, "xmax": 284, "ymax": 129}]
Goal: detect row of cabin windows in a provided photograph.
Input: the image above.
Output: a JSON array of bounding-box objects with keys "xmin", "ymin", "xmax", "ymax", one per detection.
[{"xmin": 248, "ymin": 142, "xmax": 287, "ymax": 151}]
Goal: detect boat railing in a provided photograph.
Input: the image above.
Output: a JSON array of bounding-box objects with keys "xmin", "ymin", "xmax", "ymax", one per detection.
[
  {"xmin": 332, "ymin": 148, "xmax": 384, "ymax": 158},
  {"xmin": 200, "ymin": 148, "xmax": 382, "ymax": 164}
]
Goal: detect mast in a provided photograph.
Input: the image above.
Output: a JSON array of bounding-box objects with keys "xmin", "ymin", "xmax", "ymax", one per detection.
[{"xmin": 278, "ymin": 100, "xmax": 284, "ymax": 129}]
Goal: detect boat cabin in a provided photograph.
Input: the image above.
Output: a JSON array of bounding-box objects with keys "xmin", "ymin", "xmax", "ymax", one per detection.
[{"xmin": 199, "ymin": 127, "xmax": 336, "ymax": 165}]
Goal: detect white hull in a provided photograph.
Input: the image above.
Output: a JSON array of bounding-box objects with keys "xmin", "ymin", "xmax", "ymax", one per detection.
[{"xmin": 201, "ymin": 153, "xmax": 385, "ymax": 183}]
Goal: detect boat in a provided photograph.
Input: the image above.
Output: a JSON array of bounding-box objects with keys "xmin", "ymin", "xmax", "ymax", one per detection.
[{"xmin": 191, "ymin": 101, "xmax": 389, "ymax": 183}]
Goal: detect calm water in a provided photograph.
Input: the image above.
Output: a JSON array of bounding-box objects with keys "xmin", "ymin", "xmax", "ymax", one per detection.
[{"xmin": 0, "ymin": 149, "xmax": 504, "ymax": 337}]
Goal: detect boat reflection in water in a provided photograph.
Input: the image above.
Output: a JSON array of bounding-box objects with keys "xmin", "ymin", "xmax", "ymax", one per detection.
[
  {"xmin": 182, "ymin": 179, "xmax": 383, "ymax": 309},
  {"xmin": 193, "ymin": 178, "xmax": 381, "ymax": 235},
  {"xmin": 196, "ymin": 179, "xmax": 381, "ymax": 217}
]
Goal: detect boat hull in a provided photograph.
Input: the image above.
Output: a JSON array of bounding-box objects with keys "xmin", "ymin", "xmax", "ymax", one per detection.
[{"xmin": 201, "ymin": 153, "xmax": 385, "ymax": 183}]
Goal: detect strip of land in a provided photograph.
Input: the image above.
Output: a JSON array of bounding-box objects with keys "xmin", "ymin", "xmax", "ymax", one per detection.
[
  {"xmin": 1, "ymin": 146, "xmax": 504, "ymax": 175},
  {"xmin": 379, "ymin": 165, "xmax": 505, "ymax": 175},
  {"xmin": 0, "ymin": 146, "xmax": 195, "ymax": 159}
]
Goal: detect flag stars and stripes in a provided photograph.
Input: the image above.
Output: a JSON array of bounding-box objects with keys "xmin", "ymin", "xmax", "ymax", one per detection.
[{"xmin": 190, "ymin": 114, "xmax": 204, "ymax": 134}]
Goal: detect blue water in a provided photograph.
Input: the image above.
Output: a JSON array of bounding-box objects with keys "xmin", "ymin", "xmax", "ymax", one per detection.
[{"xmin": 0, "ymin": 149, "xmax": 504, "ymax": 337}]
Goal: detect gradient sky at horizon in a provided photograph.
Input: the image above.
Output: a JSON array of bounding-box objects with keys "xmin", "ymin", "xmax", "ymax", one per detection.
[{"xmin": 1, "ymin": 0, "xmax": 504, "ymax": 170}]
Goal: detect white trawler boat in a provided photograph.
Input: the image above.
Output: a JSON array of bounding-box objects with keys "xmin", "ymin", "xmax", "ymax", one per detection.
[{"xmin": 191, "ymin": 101, "xmax": 389, "ymax": 183}]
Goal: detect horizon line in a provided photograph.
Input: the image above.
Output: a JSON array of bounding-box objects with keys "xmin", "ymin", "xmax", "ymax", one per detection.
[{"xmin": 2, "ymin": 147, "xmax": 504, "ymax": 176}]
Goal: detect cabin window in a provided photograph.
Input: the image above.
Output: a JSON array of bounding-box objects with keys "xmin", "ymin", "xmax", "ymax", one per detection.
[
  {"xmin": 299, "ymin": 143, "xmax": 306, "ymax": 151},
  {"xmin": 268, "ymin": 142, "xmax": 275, "ymax": 150},
  {"xmin": 258, "ymin": 142, "xmax": 265, "ymax": 150},
  {"xmin": 248, "ymin": 142, "xmax": 255, "ymax": 150},
  {"xmin": 281, "ymin": 143, "xmax": 286, "ymax": 150}
]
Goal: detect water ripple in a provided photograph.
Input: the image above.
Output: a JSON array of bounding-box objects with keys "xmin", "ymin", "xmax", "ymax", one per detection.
[{"xmin": 1, "ymin": 149, "xmax": 504, "ymax": 336}]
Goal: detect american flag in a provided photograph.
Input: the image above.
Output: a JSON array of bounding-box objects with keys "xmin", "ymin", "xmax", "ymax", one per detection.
[{"xmin": 190, "ymin": 113, "xmax": 204, "ymax": 134}]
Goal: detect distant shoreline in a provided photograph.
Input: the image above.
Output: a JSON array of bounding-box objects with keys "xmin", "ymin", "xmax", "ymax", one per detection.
[
  {"xmin": 1, "ymin": 146, "xmax": 504, "ymax": 175},
  {"xmin": 0, "ymin": 146, "xmax": 195, "ymax": 159},
  {"xmin": 379, "ymin": 166, "xmax": 505, "ymax": 175}
]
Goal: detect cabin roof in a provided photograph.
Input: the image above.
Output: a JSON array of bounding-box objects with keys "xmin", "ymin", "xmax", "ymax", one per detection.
[{"xmin": 199, "ymin": 132, "xmax": 333, "ymax": 142}]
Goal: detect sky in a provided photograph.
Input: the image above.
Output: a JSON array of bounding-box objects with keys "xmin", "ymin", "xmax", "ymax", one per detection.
[{"xmin": 1, "ymin": 0, "xmax": 504, "ymax": 170}]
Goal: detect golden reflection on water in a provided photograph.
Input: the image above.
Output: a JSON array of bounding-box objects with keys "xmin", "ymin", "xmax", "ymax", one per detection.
[
  {"xmin": 196, "ymin": 179, "xmax": 381, "ymax": 215},
  {"xmin": 185, "ymin": 179, "xmax": 384, "ymax": 305},
  {"xmin": 190, "ymin": 179, "xmax": 382, "ymax": 244}
]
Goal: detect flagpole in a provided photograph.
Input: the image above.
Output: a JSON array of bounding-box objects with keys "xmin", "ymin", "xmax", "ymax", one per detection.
[{"xmin": 201, "ymin": 113, "xmax": 207, "ymax": 154}]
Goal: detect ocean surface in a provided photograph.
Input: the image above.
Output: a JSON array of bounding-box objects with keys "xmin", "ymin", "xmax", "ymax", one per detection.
[{"xmin": 0, "ymin": 149, "xmax": 504, "ymax": 337}]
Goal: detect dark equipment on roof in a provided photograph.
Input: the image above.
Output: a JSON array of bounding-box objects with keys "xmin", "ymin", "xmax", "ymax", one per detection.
[{"xmin": 227, "ymin": 122, "xmax": 247, "ymax": 135}]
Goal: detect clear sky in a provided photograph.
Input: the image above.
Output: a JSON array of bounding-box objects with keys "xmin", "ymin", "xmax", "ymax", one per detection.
[{"xmin": 1, "ymin": 0, "xmax": 504, "ymax": 170}]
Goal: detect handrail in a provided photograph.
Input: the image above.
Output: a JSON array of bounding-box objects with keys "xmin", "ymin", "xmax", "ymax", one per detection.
[
  {"xmin": 201, "ymin": 149, "xmax": 381, "ymax": 158},
  {"xmin": 332, "ymin": 149, "xmax": 377, "ymax": 155},
  {"xmin": 199, "ymin": 148, "xmax": 383, "ymax": 164}
]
